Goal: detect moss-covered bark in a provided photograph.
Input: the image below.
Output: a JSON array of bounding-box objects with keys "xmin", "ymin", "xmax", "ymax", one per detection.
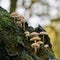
[{"xmin": 0, "ymin": 6, "xmax": 57, "ymax": 60}]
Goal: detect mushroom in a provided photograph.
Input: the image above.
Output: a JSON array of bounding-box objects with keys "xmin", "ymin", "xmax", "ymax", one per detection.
[
  {"xmin": 44, "ymin": 44, "xmax": 49, "ymax": 49},
  {"xmin": 17, "ymin": 15, "xmax": 25, "ymax": 31},
  {"xmin": 36, "ymin": 41, "xmax": 44, "ymax": 52},
  {"xmin": 24, "ymin": 31, "xmax": 30, "ymax": 40},
  {"xmin": 30, "ymin": 36, "xmax": 41, "ymax": 43},
  {"xmin": 39, "ymin": 31, "xmax": 48, "ymax": 35},
  {"xmin": 30, "ymin": 32, "xmax": 39, "ymax": 37},
  {"xmin": 10, "ymin": 12, "xmax": 19, "ymax": 22},
  {"xmin": 17, "ymin": 15, "xmax": 24, "ymax": 22},
  {"xmin": 39, "ymin": 31, "xmax": 48, "ymax": 42},
  {"xmin": 37, "ymin": 41, "xmax": 44, "ymax": 44},
  {"xmin": 16, "ymin": 21, "xmax": 22, "ymax": 27},
  {"xmin": 24, "ymin": 31, "xmax": 30, "ymax": 37},
  {"xmin": 31, "ymin": 43, "xmax": 40, "ymax": 54}
]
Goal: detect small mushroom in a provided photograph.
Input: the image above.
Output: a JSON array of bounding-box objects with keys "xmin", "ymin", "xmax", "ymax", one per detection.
[
  {"xmin": 30, "ymin": 32, "xmax": 39, "ymax": 37},
  {"xmin": 24, "ymin": 31, "xmax": 30, "ymax": 36},
  {"xmin": 17, "ymin": 15, "xmax": 24, "ymax": 22},
  {"xmin": 44, "ymin": 44, "xmax": 49, "ymax": 49},
  {"xmin": 30, "ymin": 36, "xmax": 41, "ymax": 43},
  {"xmin": 24, "ymin": 31, "xmax": 30, "ymax": 39},
  {"xmin": 10, "ymin": 12, "xmax": 19, "ymax": 22},
  {"xmin": 37, "ymin": 41, "xmax": 44, "ymax": 44},
  {"xmin": 10, "ymin": 12, "xmax": 19, "ymax": 17},
  {"xmin": 17, "ymin": 15, "xmax": 25, "ymax": 31},
  {"xmin": 39, "ymin": 31, "xmax": 48, "ymax": 42},
  {"xmin": 37, "ymin": 41, "xmax": 44, "ymax": 52},
  {"xmin": 31, "ymin": 43, "xmax": 40, "ymax": 54},
  {"xmin": 39, "ymin": 31, "xmax": 48, "ymax": 35}
]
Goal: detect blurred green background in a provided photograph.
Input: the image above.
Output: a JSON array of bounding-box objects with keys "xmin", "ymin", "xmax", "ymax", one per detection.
[{"xmin": 0, "ymin": 0, "xmax": 60, "ymax": 59}]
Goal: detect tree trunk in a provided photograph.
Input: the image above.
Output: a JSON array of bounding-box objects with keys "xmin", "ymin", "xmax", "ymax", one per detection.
[{"xmin": 10, "ymin": 0, "xmax": 17, "ymax": 13}]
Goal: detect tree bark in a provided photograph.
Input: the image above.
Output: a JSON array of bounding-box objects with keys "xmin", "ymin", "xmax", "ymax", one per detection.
[{"xmin": 10, "ymin": 0, "xmax": 17, "ymax": 13}]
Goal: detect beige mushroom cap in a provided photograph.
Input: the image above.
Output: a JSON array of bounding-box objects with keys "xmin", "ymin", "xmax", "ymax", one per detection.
[
  {"xmin": 25, "ymin": 34, "xmax": 29, "ymax": 37},
  {"xmin": 37, "ymin": 41, "xmax": 44, "ymax": 44},
  {"xmin": 30, "ymin": 36, "xmax": 41, "ymax": 41},
  {"xmin": 24, "ymin": 31, "xmax": 30, "ymax": 34},
  {"xmin": 24, "ymin": 31, "xmax": 30, "ymax": 37},
  {"xmin": 31, "ymin": 43, "xmax": 40, "ymax": 48},
  {"xmin": 30, "ymin": 32, "xmax": 39, "ymax": 37},
  {"xmin": 39, "ymin": 31, "xmax": 48, "ymax": 35},
  {"xmin": 10, "ymin": 12, "xmax": 19, "ymax": 17},
  {"xmin": 17, "ymin": 15, "xmax": 25, "ymax": 23},
  {"xmin": 44, "ymin": 44, "xmax": 49, "ymax": 48},
  {"xmin": 17, "ymin": 18, "xmax": 24, "ymax": 23}
]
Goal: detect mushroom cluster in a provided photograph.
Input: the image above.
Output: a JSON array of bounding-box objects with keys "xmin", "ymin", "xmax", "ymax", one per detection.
[
  {"xmin": 29, "ymin": 31, "xmax": 49, "ymax": 54},
  {"xmin": 10, "ymin": 12, "xmax": 19, "ymax": 22},
  {"xmin": 30, "ymin": 32, "xmax": 44, "ymax": 54},
  {"xmin": 10, "ymin": 12, "xmax": 49, "ymax": 54},
  {"xmin": 10, "ymin": 12, "xmax": 26, "ymax": 31}
]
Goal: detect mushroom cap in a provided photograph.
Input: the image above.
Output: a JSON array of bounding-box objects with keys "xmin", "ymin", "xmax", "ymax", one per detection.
[
  {"xmin": 30, "ymin": 32, "xmax": 39, "ymax": 37},
  {"xmin": 18, "ymin": 15, "xmax": 24, "ymax": 19},
  {"xmin": 30, "ymin": 36, "xmax": 41, "ymax": 41},
  {"xmin": 24, "ymin": 31, "xmax": 30, "ymax": 37},
  {"xmin": 17, "ymin": 15, "xmax": 25, "ymax": 22},
  {"xmin": 31, "ymin": 43, "xmax": 40, "ymax": 48},
  {"xmin": 24, "ymin": 31, "xmax": 30, "ymax": 35},
  {"xmin": 17, "ymin": 18, "xmax": 24, "ymax": 23},
  {"xmin": 10, "ymin": 12, "xmax": 19, "ymax": 17},
  {"xmin": 25, "ymin": 34, "xmax": 30, "ymax": 37},
  {"xmin": 39, "ymin": 31, "xmax": 48, "ymax": 35},
  {"xmin": 44, "ymin": 44, "xmax": 49, "ymax": 48},
  {"xmin": 37, "ymin": 41, "xmax": 44, "ymax": 44}
]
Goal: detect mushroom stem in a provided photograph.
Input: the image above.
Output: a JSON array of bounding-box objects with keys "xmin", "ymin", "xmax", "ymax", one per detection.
[
  {"xmin": 22, "ymin": 22, "xmax": 23, "ymax": 30},
  {"xmin": 31, "ymin": 43, "xmax": 40, "ymax": 55},
  {"xmin": 43, "ymin": 34, "xmax": 44, "ymax": 42},
  {"xmin": 34, "ymin": 47, "xmax": 37, "ymax": 54},
  {"xmin": 26, "ymin": 36, "xmax": 28, "ymax": 40},
  {"xmin": 34, "ymin": 40, "xmax": 36, "ymax": 43},
  {"xmin": 14, "ymin": 17, "xmax": 17, "ymax": 26},
  {"xmin": 38, "ymin": 48, "xmax": 39, "ymax": 53},
  {"xmin": 20, "ymin": 22, "xmax": 22, "ymax": 28},
  {"xmin": 14, "ymin": 17, "xmax": 15, "ymax": 23},
  {"xmin": 23, "ymin": 21, "xmax": 25, "ymax": 31}
]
